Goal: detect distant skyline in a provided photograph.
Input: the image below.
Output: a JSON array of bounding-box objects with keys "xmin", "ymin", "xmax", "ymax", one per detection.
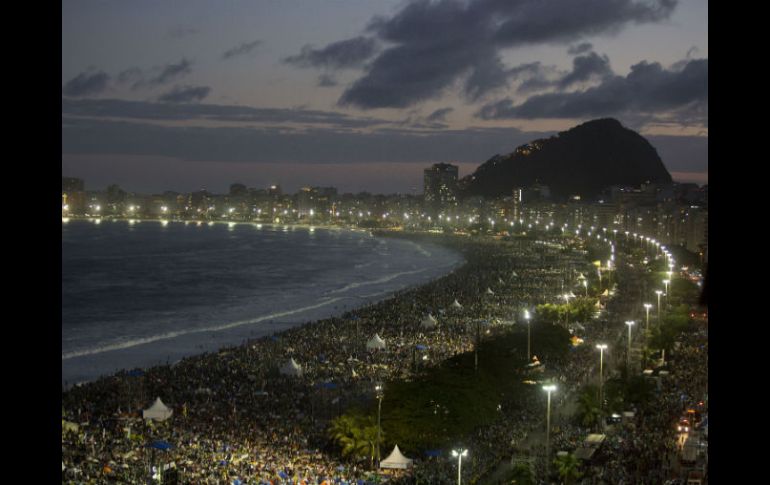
[{"xmin": 62, "ymin": 0, "xmax": 707, "ymax": 194}]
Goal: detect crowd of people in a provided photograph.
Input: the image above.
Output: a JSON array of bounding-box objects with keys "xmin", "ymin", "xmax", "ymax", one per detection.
[{"xmin": 62, "ymin": 232, "xmax": 638, "ymax": 485}]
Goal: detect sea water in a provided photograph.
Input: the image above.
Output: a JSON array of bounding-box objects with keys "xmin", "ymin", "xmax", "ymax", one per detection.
[{"xmin": 62, "ymin": 219, "xmax": 463, "ymax": 385}]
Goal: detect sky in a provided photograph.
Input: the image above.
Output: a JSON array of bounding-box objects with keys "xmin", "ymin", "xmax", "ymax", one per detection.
[{"xmin": 62, "ymin": 0, "xmax": 708, "ymax": 194}]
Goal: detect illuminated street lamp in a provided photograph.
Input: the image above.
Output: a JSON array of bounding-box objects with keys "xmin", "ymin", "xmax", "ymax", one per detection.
[
  {"xmin": 663, "ymin": 279, "xmax": 670, "ymax": 305},
  {"xmin": 582, "ymin": 279, "xmax": 588, "ymax": 297},
  {"xmin": 643, "ymin": 303, "xmax": 652, "ymax": 331},
  {"xmin": 655, "ymin": 290, "xmax": 663, "ymax": 323},
  {"xmin": 375, "ymin": 384, "xmax": 384, "ymax": 467},
  {"xmin": 451, "ymin": 448, "xmax": 468, "ymax": 485},
  {"xmin": 625, "ymin": 321, "xmax": 635, "ymax": 367},
  {"xmin": 543, "ymin": 384, "xmax": 557, "ymax": 478},
  {"xmin": 596, "ymin": 344, "xmax": 608, "ymax": 420},
  {"xmin": 524, "ymin": 309, "xmax": 532, "ymax": 362}
]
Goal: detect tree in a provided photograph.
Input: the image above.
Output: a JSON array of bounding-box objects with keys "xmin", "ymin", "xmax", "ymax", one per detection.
[
  {"xmin": 575, "ymin": 385, "xmax": 602, "ymax": 428},
  {"xmin": 507, "ymin": 462, "xmax": 535, "ymax": 484},
  {"xmin": 328, "ymin": 414, "xmax": 384, "ymax": 468},
  {"xmin": 553, "ymin": 453, "xmax": 583, "ymax": 485}
]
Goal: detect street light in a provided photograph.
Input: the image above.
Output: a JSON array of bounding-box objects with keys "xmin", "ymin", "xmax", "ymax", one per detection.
[
  {"xmin": 663, "ymin": 280, "xmax": 670, "ymax": 306},
  {"xmin": 524, "ymin": 309, "xmax": 532, "ymax": 362},
  {"xmin": 596, "ymin": 344, "xmax": 607, "ymax": 421},
  {"xmin": 451, "ymin": 448, "xmax": 468, "ymax": 485},
  {"xmin": 375, "ymin": 384, "xmax": 384, "ymax": 468},
  {"xmin": 543, "ymin": 384, "xmax": 557, "ymax": 479},
  {"xmin": 655, "ymin": 290, "xmax": 663, "ymax": 323},
  {"xmin": 582, "ymin": 279, "xmax": 588, "ymax": 297},
  {"xmin": 625, "ymin": 321, "xmax": 635, "ymax": 368},
  {"xmin": 643, "ymin": 303, "xmax": 652, "ymax": 332}
]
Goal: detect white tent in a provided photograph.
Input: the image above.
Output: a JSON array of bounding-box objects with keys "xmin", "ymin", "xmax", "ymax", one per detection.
[
  {"xmin": 143, "ymin": 397, "xmax": 173, "ymax": 422},
  {"xmin": 421, "ymin": 314, "xmax": 438, "ymax": 329},
  {"xmin": 379, "ymin": 445, "xmax": 413, "ymax": 469},
  {"xmin": 366, "ymin": 334, "xmax": 386, "ymax": 350},
  {"xmin": 451, "ymin": 299, "xmax": 463, "ymax": 309},
  {"xmin": 280, "ymin": 357, "xmax": 303, "ymax": 377},
  {"xmin": 485, "ymin": 287, "xmax": 495, "ymax": 296},
  {"xmin": 512, "ymin": 271, "xmax": 519, "ymax": 278}
]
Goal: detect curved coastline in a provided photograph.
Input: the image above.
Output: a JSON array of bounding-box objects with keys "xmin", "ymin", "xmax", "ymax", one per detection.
[{"xmin": 61, "ymin": 221, "xmax": 466, "ymax": 387}]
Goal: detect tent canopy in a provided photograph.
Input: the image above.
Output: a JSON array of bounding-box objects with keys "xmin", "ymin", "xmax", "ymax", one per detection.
[
  {"xmin": 366, "ymin": 334, "xmax": 386, "ymax": 350},
  {"xmin": 485, "ymin": 287, "xmax": 495, "ymax": 295},
  {"xmin": 280, "ymin": 357, "xmax": 302, "ymax": 376},
  {"xmin": 451, "ymin": 299, "xmax": 463, "ymax": 309},
  {"xmin": 380, "ymin": 445, "xmax": 413, "ymax": 469},
  {"xmin": 143, "ymin": 398, "xmax": 173, "ymax": 422},
  {"xmin": 421, "ymin": 314, "xmax": 437, "ymax": 329}
]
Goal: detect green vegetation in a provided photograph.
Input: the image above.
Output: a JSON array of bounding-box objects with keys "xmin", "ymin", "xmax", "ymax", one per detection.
[
  {"xmin": 328, "ymin": 413, "xmax": 384, "ymax": 468},
  {"xmin": 335, "ymin": 324, "xmax": 571, "ymax": 456},
  {"xmin": 535, "ymin": 297, "xmax": 597, "ymax": 324},
  {"xmin": 553, "ymin": 453, "xmax": 583, "ymax": 484},
  {"xmin": 506, "ymin": 462, "xmax": 536, "ymax": 484},
  {"xmin": 574, "ymin": 385, "xmax": 602, "ymax": 428}
]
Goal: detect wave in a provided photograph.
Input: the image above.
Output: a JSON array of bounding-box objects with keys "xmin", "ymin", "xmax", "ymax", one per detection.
[
  {"xmin": 327, "ymin": 268, "xmax": 427, "ymax": 295},
  {"xmin": 406, "ymin": 240, "xmax": 432, "ymax": 257},
  {"xmin": 61, "ymin": 296, "xmax": 345, "ymax": 360}
]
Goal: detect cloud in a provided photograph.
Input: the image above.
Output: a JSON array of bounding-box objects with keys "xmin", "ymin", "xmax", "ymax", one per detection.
[
  {"xmin": 62, "ymin": 98, "xmax": 394, "ymax": 129},
  {"xmin": 150, "ymin": 58, "xmax": 193, "ymax": 85},
  {"xmin": 556, "ymin": 52, "xmax": 612, "ymax": 89},
  {"xmin": 317, "ymin": 74, "xmax": 338, "ymax": 87},
  {"xmin": 568, "ymin": 42, "xmax": 593, "ymax": 55},
  {"xmin": 477, "ymin": 58, "xmax": 707, "ymax": 124},
  {"xmin": 222, "ymin": 40, "xmax": 262, "ymax": 60},
  {"xmin": 284, "ymin": 36, "xmax": 378, "ymax": 69},
  {"xmin": 426, "ymin": 107, "xmax": 454, "ymax": 122},
  {"xmin": 339, "ymin": 0, "xmax": 678, "ymax": 108},
  {"xmin": 63, "ymin": 70, "xmax": 110, "ymax": 97},
  {"xmin": 62, "ymin": 116, "xmax": 544, "ymax": 165},
  {"xmin": 158, "ymin": 85, "xmax": 211, "ymax": 103}
]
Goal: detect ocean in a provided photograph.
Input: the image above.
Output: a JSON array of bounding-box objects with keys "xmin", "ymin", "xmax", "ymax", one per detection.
[{"xmin": 61, "ymin": 219, "xmax": 463, "ymax": 386}]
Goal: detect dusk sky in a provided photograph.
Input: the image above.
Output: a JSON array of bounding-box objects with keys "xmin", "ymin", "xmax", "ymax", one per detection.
[{"xmin": 62, "ymin": 0, "xmax": 707, "ymax": 194}]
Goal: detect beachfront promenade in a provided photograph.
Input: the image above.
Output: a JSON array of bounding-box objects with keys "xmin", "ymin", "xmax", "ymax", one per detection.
[{"xmin": 61, "ymin": 230, "xmax": 707, "ymax": 484}]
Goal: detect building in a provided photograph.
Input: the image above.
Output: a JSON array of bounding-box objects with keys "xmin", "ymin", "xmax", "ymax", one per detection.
[{"xmin": 424, "ymin": 163, "xmax": 459, "ymax": 211}]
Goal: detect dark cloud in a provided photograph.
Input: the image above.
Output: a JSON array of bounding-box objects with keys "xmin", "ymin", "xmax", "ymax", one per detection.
[
  {"xmin": 63, "ymin": 70, "xmax": 110, "ymax": 97},
  {"xmin": 62, "ymin": 116, "xmax": 544, "ymax": 165},
  {"xmin": 158, "ymin": 85, "xmax": 211, "ymax": 103},
  {"xmin": 557, "ymin": 52, "xmax": 612, "ymax": 89},
  {"xmin": 568, "ymin": 42, "xmax": 593, "ymax": 55},
  {"xmin": 116, "ymin": 67, "xmax": 143, "ymax": 85},
  {"xmin": 426, "ymin": 107, "xmax": 454, "ymax": 122},
  {"xmin": 284, "ymin": 36, "xmax": 378, "ymax": 69},
  {"xmin": 317, "ymin": 74, "xmax": 338, "ymax": 87},
  {"xmin": 477, "ymin": 58, "xmax": 707, "ymax": 123},
  {"xmin": 149, "ymin": 58, "xmax": 193, "ymax": 85},
  {"xmin": 62, "ymin": 98, "xmax": 394, "ymax": 129},
  {"xmin": 222, "ymin": 40, "xmax": 262, "ymax": 60},
  {"xmin": 340, "ymin": 0, "xmax": 678, "ymax": 108}
]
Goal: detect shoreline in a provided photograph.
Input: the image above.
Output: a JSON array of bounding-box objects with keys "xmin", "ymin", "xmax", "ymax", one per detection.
[
  {"xmin": 62, "ymin": 231, "xmax": 599, "ymax": 483},
  {"xmin": 61, "ymin": 226, "xmax": 467, "ymax": 388}
]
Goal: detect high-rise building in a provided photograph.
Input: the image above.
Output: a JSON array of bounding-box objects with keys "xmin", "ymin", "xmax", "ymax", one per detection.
[{"xmin": 424, "ymin": 163, "xmax": 458, "ymax": 210}]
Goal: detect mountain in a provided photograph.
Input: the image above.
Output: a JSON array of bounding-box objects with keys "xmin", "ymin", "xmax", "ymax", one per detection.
[{"xmin": 459, "ymin": 118, "xmax": 672, "ymax": 200}]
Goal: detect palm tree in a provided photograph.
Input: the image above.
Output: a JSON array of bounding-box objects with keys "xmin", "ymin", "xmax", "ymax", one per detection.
[
  {"xmin": 328, "ymin": 414, "xmax": 384, "ymax": 467},
  {"xmin": 575, "ymin": 385, "xmax": 601, "ymax": 429},
  {"xmin": 553, "ymin": 453, "xmax": 583, "ymax": 485}
]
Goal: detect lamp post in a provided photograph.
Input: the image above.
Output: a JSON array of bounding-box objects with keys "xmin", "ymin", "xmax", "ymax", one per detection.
[
  {"xmin": 375, "ymin": 384, "xmax": 384, "ymax": 468},
  {"xmin": 582, "ymin": 279, "xmax": 588, "ymax": 297},
  {"xmin": 643, "ymin": 304, "xmax": 652, "ymax": 332},
  {"xmin": 543, "ymin": 384, "xmax": 557, "ymax": 479},
  {"xmin": 655, "ymin": 291, "xmax": 663, "ymax": 324},
  {"xmin": 663, "ymin": 279, "xmax": 670, "ymax": 306},
  {"xmin": 451, "ymin": 449, "xmax": 468, "ymax": 485},
  {"xmin": 524, "ymin": 309, "xmax": 531, "ymax": 362},
  {"xmin": 625, "ymin": 321, "xmax": 635, "ymax": 368},
  {"xmin": 596, "ymin": 344, "xmax": 607, "ymax": 429},
  {"xmin": 596, "ymin": 344, "xmax": 607, "ymax": 401}
]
